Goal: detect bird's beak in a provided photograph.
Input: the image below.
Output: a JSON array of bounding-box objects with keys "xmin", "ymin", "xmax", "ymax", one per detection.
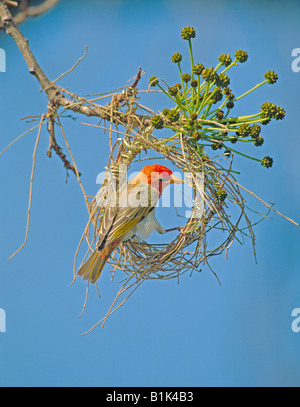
[{"xmin": 170, "ymin": 174, "xmax": 184, "ymax": 184}]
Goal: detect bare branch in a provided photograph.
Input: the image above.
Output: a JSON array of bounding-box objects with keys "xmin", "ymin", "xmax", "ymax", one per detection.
[
  {"xmin": 0, "ymin": 0, "xmax": 60, "ymax": 29},
  {"xmin": 0, "ymin": 2, "xmax": 151, "ymax": 128},
  {"xmin": 0, "ymin": 0, "xmax": 57, "ymax": 101},
  {"xmin": 46, "ymin": 107, "xmax": 80, "ymax": 177},
  {"xmin": 131, "ymin": 66, "xmax": 142, "ymax": 89},
  {"xmin": 8, "ymin": 114, "xmax": 45, "ymax": 260}
]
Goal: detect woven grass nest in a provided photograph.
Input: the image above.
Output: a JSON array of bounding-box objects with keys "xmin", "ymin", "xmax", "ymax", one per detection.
[
  {"xmin": 75, "ymin": 122, "xmax": 258, "ymax": 331},
  {"xmin": 79, "ymin": 128, "xmax": 255, "ymax": 284}
]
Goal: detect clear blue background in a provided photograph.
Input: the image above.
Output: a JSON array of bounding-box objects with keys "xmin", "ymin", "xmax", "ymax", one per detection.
[{"xmin": 0, "ymin": 0, "xmax": 300, "ymax": 387}]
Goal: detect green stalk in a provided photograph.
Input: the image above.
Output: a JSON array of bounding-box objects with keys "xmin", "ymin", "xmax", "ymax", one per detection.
[
  {"xmin": 157, "ymin": 84, "xmax": 189, "ymax": 120},
  {"xmin": 189, "ymin": 39, "xmax": 194, "ymax": 80},
  {"xmin": 237, "ymin": 113, "xmax": 261, "ymax": 120},
  {"xmin": 223, "ymin": 118, "xmax": 263, "ymax": 127},
  {"xmin": 178, "ymin": 62, "xmax": 191, "ymax": 114},
  {"xmin": 174, "ymin": 94, "xmax": 190, "ymax": 120},
  {"xmin": 213, "ymin": 62, "xmax": 223, "ymax": 72},
  {"xmin": 156, "ymin": 133, "xmax": 180, "ymax": 145},
  {"xmin": 157, "ymin": 84, "xmax": 177, "ymax": 103},
  {"xmin": 196, "ymin": 82, "xmax": 211, "ymax": 116},
  {"xmin": 235, "ymin": 80, "xmax": 268, "ymax": 102},
  {"xmin": 219, "ymin": 58, "xmax": 238, "ymax": 75},
  {"xmin": 224, "ymin": 146, "xmax": 262, "ymax": 162},
  {"xmin": 196, "ymin": 75, "xmax": 201, "ymax": 109}
]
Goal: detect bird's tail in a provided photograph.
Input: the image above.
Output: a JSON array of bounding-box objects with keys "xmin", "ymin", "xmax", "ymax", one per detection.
[{"xmin": 77, "ymin": 247, "xmax": 113, "ymax": 284}]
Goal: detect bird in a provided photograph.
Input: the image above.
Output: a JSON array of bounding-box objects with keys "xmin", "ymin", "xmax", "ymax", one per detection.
[{"xmin": 77, "ymin": 164, "xmax": 183, "ymax": 284}]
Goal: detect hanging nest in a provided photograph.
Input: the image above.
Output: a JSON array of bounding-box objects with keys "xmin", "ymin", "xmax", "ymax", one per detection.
[{"xmin": 80, "ymin": 129, "xmax": 257, "ymax": 284}]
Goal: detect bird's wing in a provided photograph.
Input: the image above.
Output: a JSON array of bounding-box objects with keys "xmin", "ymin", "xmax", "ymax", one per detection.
[{"xmin": 97, "ymin": 181, "xmax": 160, "ymax": 250}]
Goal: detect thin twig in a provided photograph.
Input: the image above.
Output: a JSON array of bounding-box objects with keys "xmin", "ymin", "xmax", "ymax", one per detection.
[
  {"xmin": 228, "ymin": 176, "xmax": 298, "ymax": 226},
  {"xmin": 0, "ymin": 0, "xmax": 60, "ymax": 29},
  {"xmin": 8, "ymin": 114, "xmax": 45, "ymax": 260},
  {"xmin": 50, "ymin": 46, "xmax": 88, "ymax": 85},
  {"xmin": 0, "ymin": 119, "xmax": 48, "ymax": 157}
]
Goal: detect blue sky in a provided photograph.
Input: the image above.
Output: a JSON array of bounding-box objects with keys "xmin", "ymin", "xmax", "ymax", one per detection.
[{"xmin": 0, "ymin": 0, "xmax": 300, "ymax": 387}]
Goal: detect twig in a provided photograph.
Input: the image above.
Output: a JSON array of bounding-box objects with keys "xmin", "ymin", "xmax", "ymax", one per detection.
[
  {"xmin": 50, "ymin": 46, "xmax": 88, "ymax": 85},
  {"xmin": 0, "ymin": 0, "xmax": 60, "ymax": 29},
  {"xmin": 8, "ymin": 114, "xmax": 45, "ymax": 260},
  {"xmin": 0, "ymin": 119, "xmax": 48, "ymax": 157},
  {"xmin": 131, "ymin": 67, "xmax": 142, "ymax": 89},
  {"xmin": 228, "ymin": 177, "xmax": 298, "ymax": 226},
  {"xmin": 57, "ymin": 117, "xmax": 88, "ymax": 208},
  {"xmin": 78, "ymin": 283, "xmax": 89, "ymax": 318},
  {"xmin": 0, "ymin": 2, "xmax": 153, "ymax": 129},
  {"xmin": 46, "ymin": 106, "xmax": 80, "ymax": 176}
]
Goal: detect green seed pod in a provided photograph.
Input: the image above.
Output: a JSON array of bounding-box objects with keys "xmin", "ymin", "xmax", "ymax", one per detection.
[
  {"xmin": 236, "ymin": 123, "xmax": 251, "ymax": 137},
  {"xmin": 216, "ymin": 73, "xmax": 230, "ymax": 88},
  {"xmin": 192, "ymin": 63, "xmax": 205, "ymax": 76},
  {"xmin": 168, "ymin": 86, "xmax": 179, "ymax": 96},
  {"xmin": 190, "ymin": 79, "xmax": 198, "ymax": 88},
  {"xmin": 182, "ymin": 73, "xmax": 191, "ymax": 83},
  {"xmin": 167, "ymin": 109, "xmax": 180, "ymax": 122},
  {"xmin": 226, "ymin": 101, "xmax": 234, "ymax": 109},
  {"xmin": 261, "ymin": 156, "xmax": 273, "ymax": 168},
  {"xmin": 171, "ymin": 52, "xmax": 182, "ymax": 63},
  {"xmin": 149, "ymin": 76, "xmax": 159, "ymax": 87},
  {"xmin": 275, "ymin": 106, "xmax": 286, "ymax": 120},
  {"xmin": 202, "ymin": 67, "xmax": 218, "ymax": 82},
  {"xmin": 261, "ymin": 102, "xmax": 285, "ymax": 120},
  {"xmin": 151, "ymin": 115, "xmax": 164, "ymax": 129},
  {"xmin": 235, "ymin": 49, "xmax": 248, "ymax": 63},
  {"xmin": 218, "ymin": 53, "xmax": 232, "ymax": 67},
  {"xmin": 212, "ymin": 89, "xmax": 223, "ymax": 103},
  {"xmin": 250, "ymin": 124, "xmax": 261, "ymax": 138},
  {"xmin": 253, "ymin": 136, "xmax": 264, "ymax": 146},
  {"xmin": 181, "ymin": 26, "xmax": 196, "ymax": 40},
  {"xmin": 216, "ymin": 188, "xmax": 228, "ymax": 201},
  {"xmin": 223, "ymin": 86, "xmax": 232, "ymax": 96},
  {"xmin": 264, "ymin": 70, "xmax": 278, "ymax": 84}
]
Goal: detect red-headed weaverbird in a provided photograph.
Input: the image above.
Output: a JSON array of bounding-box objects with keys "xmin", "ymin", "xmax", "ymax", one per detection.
[{"xmin": 77, "ymin": 164, "xmax": 183, "ymax": 283}]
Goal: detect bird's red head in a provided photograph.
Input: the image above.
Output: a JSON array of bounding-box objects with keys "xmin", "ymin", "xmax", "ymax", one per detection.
[{"xmin": 136, "ymin": 164, "xmax": 183, "ymax": 195}]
